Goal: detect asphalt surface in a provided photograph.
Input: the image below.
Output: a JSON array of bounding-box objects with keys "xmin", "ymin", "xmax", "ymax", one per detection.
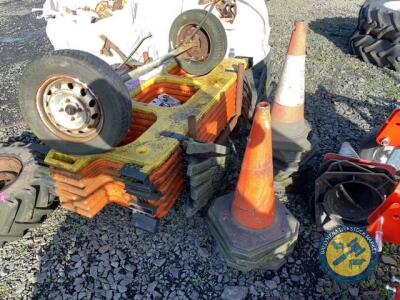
[
  {"xmin": 1, "ymin": 0, "xmax": 400, "ymax": 299},
  {"xmin": 0, "ymin": 0, "xmax": 51, "ymax": 121}
]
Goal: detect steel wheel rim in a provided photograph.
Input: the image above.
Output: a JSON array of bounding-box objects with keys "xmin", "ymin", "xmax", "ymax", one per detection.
[
  {"xmin": 176, "ymin": 24, "xmax": 212, "ymax": 62},
  {"xmin": 0, "ymin": 156, "xmax": 22, "ymax": 191},
  {"xmin": 36, "ymin": 76, "xmax": 104, "ymax": 142}
]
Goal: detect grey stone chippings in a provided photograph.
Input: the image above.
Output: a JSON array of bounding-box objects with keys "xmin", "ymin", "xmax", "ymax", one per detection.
[{"xmin": 221, "ymin": 286, "xmax": 248, "ymax": 300}]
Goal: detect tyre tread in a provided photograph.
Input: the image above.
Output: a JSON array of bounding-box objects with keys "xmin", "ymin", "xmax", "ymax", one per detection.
[
  {"xmin": 350, "ymin": 30, "xmax": 400, "ymax": 70},
  {"xmin": 19, "ymin": 50, "xmax": 132, "ymax": 154},
  {"xmin": 0, "ymin": 144, "xmax": 58, "ymax": 247},
  {"xmin": 358, "ymin": 0, "xmax": 400, "ymax": 43}
]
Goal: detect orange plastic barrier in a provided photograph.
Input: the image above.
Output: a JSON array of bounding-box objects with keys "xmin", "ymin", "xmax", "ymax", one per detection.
[
  {"xmin": 52, "ymin": 152, "xmax": 184, "ymax": 219},
  {"xmin": 197, "ymin": 83, "xmax": 237, "ymax": 141},
  {"xmin": 52, "ymin": 77, "xmax": 241, "ymax": 219},
  {"xmin": 134, "ymin": 83, "xmax": 198, "ymax": 104},
  {"xmin": 121, "ymin": 111, "xmax": 157, "ymax": 145},
  {"xmin": 51, "ymin": 159, "xmax": 133, "ymax": 218},
  {"xmin": 167, "ymin": 66, "xmax": 191, "ymax": 77}
]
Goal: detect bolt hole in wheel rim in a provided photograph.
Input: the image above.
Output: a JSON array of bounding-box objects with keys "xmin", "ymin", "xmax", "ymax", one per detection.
[
  {"xmin": 177, "ymin": 24, "xmax": 212, "ymax": 62},
  {"xmin": 384, "ymin": 1, "xmax": 400, "ymax": 11},
  {"xmin": 36, "ymin": 76, "xmax": 104, "ymax": 142},
  {"xmin": 0, "ymin": 157, "xmax": 22, "ymax": 190}
]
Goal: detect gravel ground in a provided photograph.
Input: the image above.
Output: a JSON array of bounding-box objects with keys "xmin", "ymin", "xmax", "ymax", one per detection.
[{"xmin": 1, "ymin": 0, "xmax": 400, "ymax": 299}]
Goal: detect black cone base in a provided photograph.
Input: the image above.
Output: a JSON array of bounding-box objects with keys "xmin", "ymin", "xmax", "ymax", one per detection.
[{"xmin": 208, "ymin": 193, "xmax": 299, "ymax": 272}]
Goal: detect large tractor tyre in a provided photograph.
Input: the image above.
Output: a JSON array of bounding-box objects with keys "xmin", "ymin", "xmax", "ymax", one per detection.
[
  {"xmin": 19, "ymin": 50, "xmax": 132, "ymax": 155},
  {"xmin": 358, "ymin": 0, "xmax": 400, "ymax": 43},
  {"xmin": 350, "ymin": 30, "xmax": 400, "ymax": 71},
  {"xmin": 0, "ymin": 144, "xmax": 58, "ymax": 247},
  {"xmin": 169, "ymin": 9, "xmax": 228, "ymax": 76}
]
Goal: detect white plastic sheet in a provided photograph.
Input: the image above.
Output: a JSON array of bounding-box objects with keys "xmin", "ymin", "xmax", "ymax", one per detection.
[{"xmin": 41, "ymin": 0, "xmax": 271, "ymax": 66}]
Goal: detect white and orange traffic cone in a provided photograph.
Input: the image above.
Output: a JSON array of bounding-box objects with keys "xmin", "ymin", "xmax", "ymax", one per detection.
[{"xmin": 271, "ymin": 20, "xmax": 318, "ymax": 184}]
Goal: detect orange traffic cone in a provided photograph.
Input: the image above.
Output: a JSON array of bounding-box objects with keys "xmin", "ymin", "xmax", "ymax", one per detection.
[
  {"xmin": 271, "ymin": 20, "xmax": 318, "ymax": 183},
  {"xmin": 231, "ymin": 102, "xmax": 276, "ymax": 229},
  {"xmin": 208, "ymin": 102, "xmax": 299, "ymax": 271}
]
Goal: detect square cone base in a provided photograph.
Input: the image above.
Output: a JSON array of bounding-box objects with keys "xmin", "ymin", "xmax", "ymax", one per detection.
[
  {"xmin": 272, "ymin": 126, "xmax": 319, "ymax": 185},
  {"xmin": 208, "ymin": 193, "xmax": 299, "ymax": 272}
]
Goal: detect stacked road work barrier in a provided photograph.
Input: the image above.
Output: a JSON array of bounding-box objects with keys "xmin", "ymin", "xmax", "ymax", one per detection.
[
  {"xmin": 51, "ymin": 158, "xmax": 132, "ymax": 218},
  {"xmin": 183, "ymin": 141, "xmax": 230, "ymax": 217},
  {"xmin": 43, "ymin": 59, "xmax": 251, "ymax": 225},
  {"xmin": 271, "ymin": 21, "xmax": 318, "ymax": 184}
]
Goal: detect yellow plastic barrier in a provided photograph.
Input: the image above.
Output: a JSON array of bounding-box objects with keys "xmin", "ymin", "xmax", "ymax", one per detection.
[{"xmin": 45, "ymin": 58, "xmax": 246, "ymax": 175}]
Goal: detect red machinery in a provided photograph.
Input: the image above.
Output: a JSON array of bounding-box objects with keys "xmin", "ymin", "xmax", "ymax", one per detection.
[
  {"xmin": 366, "ymin": 109, "xmax": 400, "ymax": 245},
  {"xmin": 386, "ymin": 276, "xmax": 400, "ymax": 300},
  {"xmin": 315, "ymin": 108, "xmax": 400, "ymax": 244}
]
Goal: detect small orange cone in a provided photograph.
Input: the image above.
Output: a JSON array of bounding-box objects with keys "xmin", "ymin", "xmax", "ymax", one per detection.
[
  {"xmin": 231, "ymin": 102, "xmax": 276, "ymax": 229},
  {"xmin": 271, "ymin": 20, "xmax": 318, "ymax": 184},
  {"xmin": 208, "ymin": 102, "xmax": 299, "ymax": 271}
]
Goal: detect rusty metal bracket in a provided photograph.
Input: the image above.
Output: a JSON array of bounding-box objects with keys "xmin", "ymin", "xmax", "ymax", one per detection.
[
  {"xmin": 199, "ymin": 0, "xmax": 237, "ymax": 23},
  {"xmin": 100, "ymin": 34, "xmax": 141, "ymax": 69},
  {"xmin": 116, "ymin": 33, "xmax": 152, "ymax": 70},
  {"xmin": 215, "ymin": 0, "xmax": 237, "ymax": 23},
  {"xmin": 216, "ymin": 63, "xmax": 245, "ymax": 144},
  {"xmin": 121, "ymin": 43, "xmax": 194, "ymax": 81}
]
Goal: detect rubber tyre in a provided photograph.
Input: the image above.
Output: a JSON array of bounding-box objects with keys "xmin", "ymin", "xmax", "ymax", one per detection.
[
  {"xmin": 19, "ymin": 50, "xmax": 132, "ymax": 155},
  {"xmin": 0, "ymin": 144, "xmax": 58, "ymax": 247},
  {"xmin": 169, "ymin": 9, "xmax": 227, "ymax": 76},
  {"xmin": 358, "ymin": 0, "xmax": 400, "ymax": 43},
  {"xmin": 350, "ymin": 30, "xmax": 400, "ymax": 71}
]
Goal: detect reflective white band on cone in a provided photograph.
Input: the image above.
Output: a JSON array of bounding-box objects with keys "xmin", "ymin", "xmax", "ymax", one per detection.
[
  {"xmin": 274, "ymin": 55, "xmax": 305, "ymax": 107},
  {"xmin": 271, "ymin": 54, "xmax": 306, "ymax": 123}
]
